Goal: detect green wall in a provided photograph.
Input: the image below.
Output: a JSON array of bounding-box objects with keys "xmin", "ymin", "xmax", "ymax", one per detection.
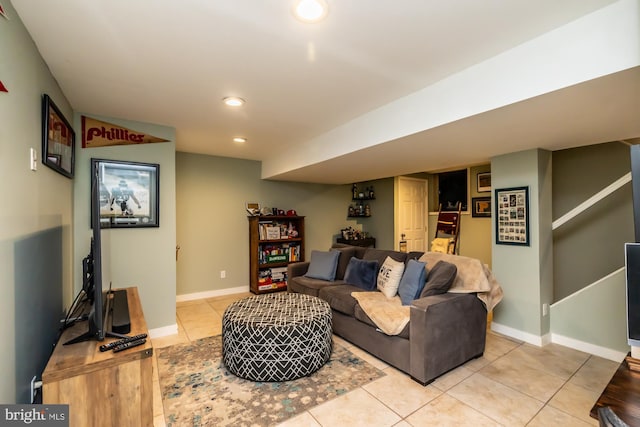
[
  {"xmin": 176, "ymin": 152, "xmax": 359, "ymax": 296},
  {"xmin": 72, "ymin": 114, "xmax": 177, "ymax": 331},
  {"xmin": 352, "ymin": 178, "xmax": 395, "ymax": 250},
  {"xmin": 552, "ymin": 142, "xmax": 633, "ymax": 300},
  {"xmin": 491, "ymin": 149, "xmax": 553, "ymax": 339},
  {"xmin": 0, "ymin": 0, "xmax": 74, "ymax": 403}
]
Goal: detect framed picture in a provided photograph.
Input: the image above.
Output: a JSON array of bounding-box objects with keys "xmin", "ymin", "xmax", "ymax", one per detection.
[
  {"xmin": 477, "ymin": 172, "xmax": 491, "ymax": 193},
  {"xmin": 42, "ymin": 94, "xmax": 75, "ymax": 178},
  {"xmin": 471, "ymin": 197, "xmax": 492, "ymax": 218},
  {"xmin": 91, "ymin": 158, "xmax": 159, "ymax": 228},
  {"xmin": 495, "ymin": 186, "xmax": 529, "ymax": 246}
]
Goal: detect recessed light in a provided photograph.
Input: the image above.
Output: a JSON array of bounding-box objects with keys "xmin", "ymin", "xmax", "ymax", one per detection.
[
  {"xmin": 223, "ymin": 97, "xmax": 245, "ymax": 107},
  {"xmin": 293, "ymin": 0, "xmax": 328, "ymax": 23},
  {"xmin": 233, "ymin": 137, "xmax": 247, "ymax": 143}
]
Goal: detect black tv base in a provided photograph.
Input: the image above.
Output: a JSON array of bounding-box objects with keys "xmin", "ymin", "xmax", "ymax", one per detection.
[{"xmin": 63, "ymin": 289, "xmax": 132, "ymax": 345}]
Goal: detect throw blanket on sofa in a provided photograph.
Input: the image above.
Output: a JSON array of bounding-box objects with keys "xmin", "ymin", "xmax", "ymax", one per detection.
[
  {"xmin": 351, "ymin": 292, "xmax": 410, "ymax": 336},
  {"xmin": 418, "ymin": 252, "xmax": 504, "ymax": 312}
]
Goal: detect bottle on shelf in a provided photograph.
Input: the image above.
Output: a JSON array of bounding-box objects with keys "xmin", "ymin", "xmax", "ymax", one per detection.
[
  {"xmin": 352, "ymin": 183, "xmax": 358, "ymax": 199},
  {"xmin": 369, "ymin": 186, "xmax": 375, "ymax": 199}
]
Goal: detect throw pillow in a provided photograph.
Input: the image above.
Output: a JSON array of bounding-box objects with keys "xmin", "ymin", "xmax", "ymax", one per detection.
[
  {"xmin": 304, "ymin": 249, "xmax": 340, "ymax": 281},
  {"xmin": 419, "ymin": 261, "xmax": 457, "ymax": 298},
  {"xmin": 397, "ymin": 259, "xmax": 427, "ymax": 305},
  {"xmin": 343, "ymin": 257, "xmax": 379, "ymax": 291},
  {"xmin": 377, "ymin": 256, "xmax": 405, "ymax": 298}
]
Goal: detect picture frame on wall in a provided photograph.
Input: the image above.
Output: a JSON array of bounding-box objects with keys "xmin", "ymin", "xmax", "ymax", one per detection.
[
  {"xmin": 477, "ymin": 172, "xmax": 491, "ymax": 193},
  {"xmin": 91, "ymin": 158, "xmax": 160, "ymax": 228},
  {"xmin": 495, "ymin": 186, "xmax": 529, "ymax": 246},
  {"xmin": 471, "ymin": 197, "xmax": 492, "ymax": 218},
  {"xmin": 42, "ymin": 94, "xmax": 75, "ymax": 178}
]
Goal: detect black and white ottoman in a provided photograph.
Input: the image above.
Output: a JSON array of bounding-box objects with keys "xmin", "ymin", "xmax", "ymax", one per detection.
[{"xmin": 222, "ymin": 292, "xmax": 332, "ymax": 382}]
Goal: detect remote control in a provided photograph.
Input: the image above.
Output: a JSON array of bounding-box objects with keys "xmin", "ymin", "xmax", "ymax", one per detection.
[
  {"xmin": 99, "ymin": 333, "xmax": 148, "ymax": 352},
  {"xmin": 112, "ymin": 338, "xmax": 147, "ymax": 353}
]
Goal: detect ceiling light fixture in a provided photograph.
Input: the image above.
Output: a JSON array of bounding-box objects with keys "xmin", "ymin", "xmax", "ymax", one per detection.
[
  {"xmin": 293, "ymin": 0, "xmax": 328, "ymax": 23},
  {"xmin": 223, "ymin": 97, "xmax": 245, "ymax": 107},
  {"xmin": 233, "ymin": 137, "xmax": 247, "ymax": 143}
]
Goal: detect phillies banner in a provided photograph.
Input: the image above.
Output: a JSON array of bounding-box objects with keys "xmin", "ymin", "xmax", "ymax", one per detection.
[{"xmin": 81, "ymin": 116, "xmax": 169, "ymax": 148}]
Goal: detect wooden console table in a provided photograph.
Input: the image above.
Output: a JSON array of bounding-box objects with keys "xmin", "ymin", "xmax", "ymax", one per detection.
[
  {"xmin": 43, "ymin": 287, "xmax": 153, "ymax": 427},
  {"xmin": 590, "ymin": 356, "xmax": 640, "ymax": 425}
]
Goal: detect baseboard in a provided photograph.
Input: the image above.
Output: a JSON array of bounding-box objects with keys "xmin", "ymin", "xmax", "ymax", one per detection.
[
  {"xmin": 149, "ymin": 323, "xmax": 178, "ymax": 339},
  {"xmin": 176, "ymin": 285, "xmax": 250, "ymax": 302},
  {"xmin": 491, "ymin": 322, "xmax": 627, "ymax": 362},
  {"xmin": 491, "ymin": 322, "xmax": 550, "ymax": 346},
  {"xmin": 551, "ymin": 333, "xmax": 627, "ymax": 362}
]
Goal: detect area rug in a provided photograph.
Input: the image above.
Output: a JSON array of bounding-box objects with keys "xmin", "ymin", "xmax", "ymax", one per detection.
[{"xmin": 156, "ymin": 335, "xmax": 386, "ymax": 427}]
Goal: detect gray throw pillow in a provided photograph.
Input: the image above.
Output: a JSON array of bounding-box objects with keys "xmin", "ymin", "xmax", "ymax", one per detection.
[
  {"xmin": 398, "ymin": 259, "xmax": 427, "ymax": 305},
  {"xmin": 343, "ymin": 257, "xmax": 379, "ymax": 290},
  {"xmin": 304, "ymin": 249, "xmax": 340, "ymax": 281},
  {"xmin": 419, "ymin": 261, "xmax": 457, "ymax": 298}
]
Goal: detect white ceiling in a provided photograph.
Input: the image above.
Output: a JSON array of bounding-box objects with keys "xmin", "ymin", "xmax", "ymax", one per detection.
[{"xmin": 12, "ymin": 0, "xmax": 640, "ymax": 184}]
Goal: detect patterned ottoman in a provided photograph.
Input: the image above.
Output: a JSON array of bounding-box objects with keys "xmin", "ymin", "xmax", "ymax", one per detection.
[{"xmin": 222, "ymin": 292, "xmax": 332, "ymax": 381}]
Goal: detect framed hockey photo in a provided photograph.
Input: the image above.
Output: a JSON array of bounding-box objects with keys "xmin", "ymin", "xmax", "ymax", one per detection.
[
  {"xmin": 495, "ymin": 186, "xmax": 529, "ymax": 246},
  {"xmin": 42, "ymin": 94, "xmax": 75, "ymax": 178},
  {"xmin": 91, "ymin": 158, "xmax": 159, "ymax": 228}
]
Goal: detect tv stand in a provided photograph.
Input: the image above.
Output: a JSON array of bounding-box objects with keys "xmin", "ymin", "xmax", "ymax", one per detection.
[{"xmin": 43, "ymin": 287, "xmax": 152, "ymax": 427}]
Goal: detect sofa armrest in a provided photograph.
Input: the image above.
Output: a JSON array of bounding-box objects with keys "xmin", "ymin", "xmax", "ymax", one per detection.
[
  {"xmin": 287, "ymin": 261, "xmax": 310, "ymax": 279},
  {"xmin": 409, "ymin": 293, "xmax": 487, "ymax": 384}
]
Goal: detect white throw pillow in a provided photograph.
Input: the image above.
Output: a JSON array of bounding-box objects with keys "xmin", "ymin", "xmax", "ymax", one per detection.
[{"xmin": 377, "ymin": 256, "xmax": 405, "ymax": 298}]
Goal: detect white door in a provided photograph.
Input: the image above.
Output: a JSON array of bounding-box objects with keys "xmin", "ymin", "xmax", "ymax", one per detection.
[{"xmin": 397, "ymin": 177, "xmax": 428, "ymax": 252}]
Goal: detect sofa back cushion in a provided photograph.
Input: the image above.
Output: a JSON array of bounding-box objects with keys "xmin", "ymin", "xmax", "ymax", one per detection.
[
  {"xmin": 419, "ymin": 261, "xmax": 457, "ymax": 298},
  {"xmin": 304, "ymin": 249, "xmax": 340, "ymax": 281},
  {"xmin": 363, "ymin": 248, "xmax": 407, "ymax": 273},
  {"xmin": 343, "ymin": 257, "xmax": 379, "ymax": 290},
  {"xmin": 332, "ymin": 246, "xmax": 358, "ymax": 280}
]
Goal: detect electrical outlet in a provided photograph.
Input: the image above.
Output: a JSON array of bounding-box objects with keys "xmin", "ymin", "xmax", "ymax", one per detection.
[
  {"xmin": 542, "ymin": 303, "xmax": 549, "ymax": 316},
  {"xmin": 220, "ymin": 270, "xmax": 226, "ymax": 279}
]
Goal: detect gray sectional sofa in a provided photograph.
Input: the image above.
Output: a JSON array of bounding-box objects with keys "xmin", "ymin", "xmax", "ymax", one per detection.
[{"xmin": 287, "ymin": 244, "xmax": 488, "ymax": 385}]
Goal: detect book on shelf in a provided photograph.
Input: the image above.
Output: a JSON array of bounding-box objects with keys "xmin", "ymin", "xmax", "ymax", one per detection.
[
  {"xmin": 258, "ymin": 243, "xmax": 301, "ymax": 264},
  {"xmin": 258, "ymin": 220, "xmax": 297, "ymax": 240},
  {"xmin": 258, "ymin": 281, "xmax": 287, "ymax": 291}
]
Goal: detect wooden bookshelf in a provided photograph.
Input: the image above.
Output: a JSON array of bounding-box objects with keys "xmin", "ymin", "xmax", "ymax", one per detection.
[
  {"xmin": 249, "ymin": 215, "xmax": 305, "ymax": 294},
  {"xmin": 43, "ymin": 287, "xmax": 153, "ymax": 427}
]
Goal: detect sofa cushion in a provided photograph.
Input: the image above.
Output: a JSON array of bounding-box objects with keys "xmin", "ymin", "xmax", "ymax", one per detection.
[
  {"xmin": 318, "ymin": 284, "xmax": 363, "ymax": 316},
  {"xmin": 343, "ymin": 257, "xmax": 379, "ymax": 290},
  {"xmin": 363, "ymin": 248, "xmax": 407, "ymax": 272},
  {"xmin": 419, "ymin": 261, "xmax": 457, "ymax": 298},
  {"xmin": 377, "ymin": 256, "xmax": 405, "ymax": 298},
  {"xmin": 397, "ymin": 259, "xmax": 427, "ymax": 305},
  {"xmin": 288, "ymin": 276, "xmax": 345, "ymax": 297},
  {"xmin": 304, "ymin": 249, "xmax": 340, "ymax": 281},
  {"xmin": 333, "ymin": 246, "xmax": 358, "ymax": 281},
  {"xmin": 353, "ymin": 304, "xmax": 410, "ymax": 339}
]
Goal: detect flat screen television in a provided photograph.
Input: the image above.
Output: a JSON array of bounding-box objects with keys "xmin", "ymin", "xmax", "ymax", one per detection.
[
  {"xmin": 64, "ymin": 162, "xmax": 106, "ymax": 345},
  {"xmin": 626, "ymin": 244, "xmax": 640, "ymax": 347}
]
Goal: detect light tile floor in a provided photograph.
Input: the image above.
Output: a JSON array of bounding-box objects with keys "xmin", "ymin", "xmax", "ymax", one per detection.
[{"xmin": 151, "ymin": 293, "xmax": 620, "ymax": 427}]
